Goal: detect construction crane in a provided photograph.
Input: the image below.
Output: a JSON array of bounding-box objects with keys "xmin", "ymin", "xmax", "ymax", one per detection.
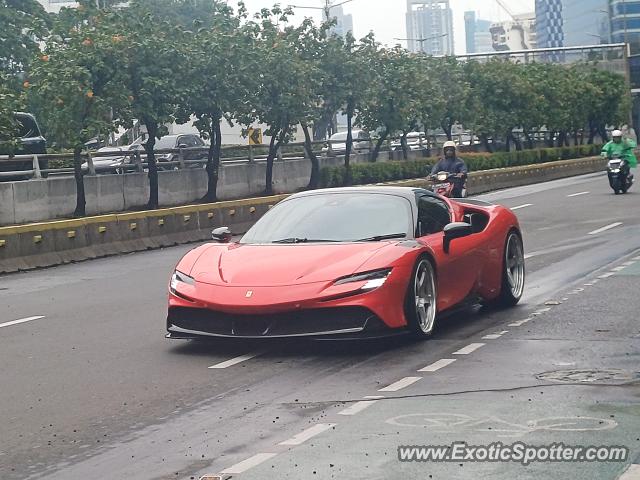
[{"xmin": 494, "ymin": 0, "xmax": 518, "ymax": 22}]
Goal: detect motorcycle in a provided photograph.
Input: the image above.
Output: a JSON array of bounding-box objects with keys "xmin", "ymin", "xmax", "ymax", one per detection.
[
  {"xmin": 429, "ymin": 171, "xmax": 467, "ymax": 198},
  {"xmin": 606, "ymin": 156, "xmax": 634, "ymax": 194}
]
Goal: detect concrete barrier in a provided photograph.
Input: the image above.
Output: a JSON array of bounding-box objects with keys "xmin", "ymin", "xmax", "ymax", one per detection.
[{"xmin": 0, "ymin": 156, "xmax": 607, "ymax": 274}]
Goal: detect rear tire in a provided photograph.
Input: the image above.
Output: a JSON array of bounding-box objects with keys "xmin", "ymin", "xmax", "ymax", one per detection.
[
  {"xmin": 405, "ymin": 257, "xmax": 438, "ymax": 339},
  {"xmin": 492, "ymin": 231, "xmax": 525, "ymax": 308}
]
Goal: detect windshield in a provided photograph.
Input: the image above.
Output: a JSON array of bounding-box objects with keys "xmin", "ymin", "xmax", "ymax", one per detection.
[{"xmin": 240, "ymin": 193, "xmax": 413, "ymax": 244}]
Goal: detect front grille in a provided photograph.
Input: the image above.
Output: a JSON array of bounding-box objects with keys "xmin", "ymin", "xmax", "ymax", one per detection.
[{"xmin": 167, "ymin": 306, "xmax": 383, "ymax": 338}]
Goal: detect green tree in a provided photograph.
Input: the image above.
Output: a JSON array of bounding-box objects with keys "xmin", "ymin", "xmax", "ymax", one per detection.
[
  {"xmin": 358, "ymin": 47, "xmax": 426, "ymax": 160},
  {"xmin": 0, "ymin": 0, "xmax": 50, "ymax": 82},
  {"xmin": 316, "ymin": 33, "xmax": 378, "ymax": 184},
  {"xmin": 430, "ymin": 57, "xmax": 471, "ymax": 141},
  {"xmin": 28, "ymin": 8, "xmax": 129, "ymax": 216},
  {"xmin": 176, "ymin": 1, "xmax": 253, "ymax": 202},
  {"xmin": 241, "ymin": 6, "xmax": 320, "ymax": 195},
  {"xmin": 106, "ymin": 3, "xmax": 188, "ymax": 209},
  {"xmin": 0, "ymin": 73, "xmax": 23, "ymax": 150}
]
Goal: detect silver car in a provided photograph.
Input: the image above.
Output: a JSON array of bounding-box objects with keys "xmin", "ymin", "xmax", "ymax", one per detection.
[{"xmin": 323, "ymin": 130, "xmax": 373, "ymax": 156}]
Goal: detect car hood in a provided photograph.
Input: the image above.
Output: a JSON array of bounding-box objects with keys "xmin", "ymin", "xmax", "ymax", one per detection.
[{"xmin": 189, "ymin": 242, "xmax": 397, "ymax": 287}]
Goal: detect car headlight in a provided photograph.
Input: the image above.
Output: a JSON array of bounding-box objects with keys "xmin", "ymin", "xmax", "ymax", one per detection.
[
  {"xmin": 334, "ymin": 268, "xmax": 392, "ymax": 291},
  {"xmin": 170, "ymin": 270, "xmax": 195, "ymax": 294}
]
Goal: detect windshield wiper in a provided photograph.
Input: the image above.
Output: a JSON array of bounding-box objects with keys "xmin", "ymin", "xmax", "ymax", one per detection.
[
  {"xmin": 272, "ymin": 238, "xmax": 341, "ymax": 244},
  {"xmin": 355, "ymin": 233, "xmax": 407, "ymax": 242}
]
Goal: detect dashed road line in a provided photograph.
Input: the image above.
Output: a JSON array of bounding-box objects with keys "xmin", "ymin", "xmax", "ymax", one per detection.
[
  {"xmin": 482, "ymin": 331, "xmax": 509, "ymax": 340},
  {"xmin": 567, "ymin": 191, "xmax": 590, "ymax": 197},
  {"xmin": 612, "ymin": 266, "xmax": 627, "ymax": 272},
  {"xmin": 622, "ymin": 261, "xmax": 636, "ymax": 266},
  {"xmin": 220, "ymin": 453, "xmax": 278, "ymax": 474},
  {"xmin": 208, "ymin": 352, "xmax": 264, "ymax": 369},
  {"xmin": 379, "ymin": 376, "xmax": 422, "ymax": 392},
  {"xmin": 509, "ymin": 318, "xmax": 532, "ymax": 327},
  {"xmin": 619, "ymin": 464, "xmax": 640, "ymax": 480},
  {"xmin": 453, "ymin": 343, "xmax": 485, "ymax": 355},
  {"xmin": 278, "ymin": 423, "xmax": 336, "ymax": 446},
  {"xmin": 0, "ymin": 315, "xmax": 45, "ymax": 329},
  {"xmin": 511, "ymin": 204, "xmax": 533, "ymax": 211},
  {"xmin": 418, "ymin": 358, "xmax": 456, "ymax": 372},
  {"xmin": 598, "ymin": 272, "xmax": 615, "ymax": 279},
  {"xmin": 588, "ymin": 222, "xmax": 623, "ymax": 235},
  {"xmin": 338, "ymin": 400, "xmax": 379, "ymax": 416}
]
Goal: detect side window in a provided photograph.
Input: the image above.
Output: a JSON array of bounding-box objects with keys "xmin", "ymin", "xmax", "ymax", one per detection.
[{"xmin": 417, "ymin": 196, "xmax": 451, "ymax": 236}]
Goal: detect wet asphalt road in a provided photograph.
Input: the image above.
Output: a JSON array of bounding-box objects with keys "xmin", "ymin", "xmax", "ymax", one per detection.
[{"xmin": 0, "ymin": 172, "xmax": 639, "ymax": 480}]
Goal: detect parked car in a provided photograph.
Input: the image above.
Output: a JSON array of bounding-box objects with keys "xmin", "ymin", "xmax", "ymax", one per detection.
[
  {"xmin": 0, "ymin": 112, "xmax": 48, "ymax": 179},
  {"xmin": 154, "ymin": 134, "xmax": 208, "ymax": 169},
  {"xmin": 323, "ymin": 130, "xmax": 373, "ymax": 156},
  {"xmin": 83, "ymin": 134, "xmax": 207, "ymax": 174},
  {"xmin": 391, "ymin": 132, "xmax": 427, "ymax": 152}
]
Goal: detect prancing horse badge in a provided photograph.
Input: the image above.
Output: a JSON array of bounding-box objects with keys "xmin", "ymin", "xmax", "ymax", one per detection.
[{"xmin": 245, "ymin": 290, "xmax": 253, "ymax": 298}]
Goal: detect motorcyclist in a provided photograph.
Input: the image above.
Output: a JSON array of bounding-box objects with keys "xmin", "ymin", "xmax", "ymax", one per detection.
[
  {"xmin": 601, "ymin": 130, "xmax": 637, "ymax": 179},
  {"xmin": 430, "ymin": 141, "xmax": 468, "ymax": 197}
]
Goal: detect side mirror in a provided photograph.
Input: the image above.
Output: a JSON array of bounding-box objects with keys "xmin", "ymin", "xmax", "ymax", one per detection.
[
  {"xmin": 443, "ymin": 222, "xmax": 473, "ymax": 254},
  {"xmin": 212, "ymin": 227, "xmax": 232, "ymax": 243}
]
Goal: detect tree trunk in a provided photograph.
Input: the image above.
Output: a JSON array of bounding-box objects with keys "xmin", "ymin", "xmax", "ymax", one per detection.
[
  {"xmin": 598, "ymin": 125, "xmax": 608, "ymax": 143},
  {"xmin": 505, "ymin": 132, "xmax": 512, "ymax": 152},
  {"xmin": 523, "ymin": 130, "xmax": 534, "ymax": 150},
  {"xmin": 481, "ymin": 134, "xmax": 493, "ymax": 153},
  {"xmin": 73, "ymin": 146, "xmax": 86, "ymax": 217},
  {"xmin": 302, "ymin": 122, "xmax": 320, "ymax": 190},
  {"xmin": 144, "ymin": 120, "xmax": 159, "ymax": 209},
  {"xmin": 441, "ymin": 121, "xmax": 452, "ymax": 141},
  {"xmin": 265, "ymin": 128, "xmax": 287, "ymax": 195},
  {"xmin": 344, "ymin": 109, "xmax": 354, "ymax": 186},
  {"xmin": 372, "ymin": 127, "xmax": 389, "ymax": 161},
  {"xmin": 202, "ymin": 117, "xmax": 222, "ymax": 203},
  {"xmin": 401, "ymin": 131, "xmax": 409, "ymax": 160}
]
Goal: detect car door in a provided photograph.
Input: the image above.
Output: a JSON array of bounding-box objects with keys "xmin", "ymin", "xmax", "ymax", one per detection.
[{"xmin": 415, "ymin": 195, "xmax": 482, "ymax": 311}]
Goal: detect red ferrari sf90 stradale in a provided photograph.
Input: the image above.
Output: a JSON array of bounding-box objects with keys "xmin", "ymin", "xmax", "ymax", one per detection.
[{"xmin": 166, "ymin": 187, "xmax": 525, "ymax": 340}]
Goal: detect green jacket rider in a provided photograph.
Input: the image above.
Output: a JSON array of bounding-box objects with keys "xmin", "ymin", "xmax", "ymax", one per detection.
[{"xmin": 601, "ymin": 129, "xmax": 638, "ymax": 169}]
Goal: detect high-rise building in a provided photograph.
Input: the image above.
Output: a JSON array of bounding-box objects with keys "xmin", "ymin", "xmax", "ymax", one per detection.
[
  {"xmin": 536, "ymin": 0, "xmax": 610, "ymax": 49},
  {"xmin": 491, "ymin": 13, "xmax": 537, "ymax": 51},
  {"xmin": 536, "ymin": 0, "xmax": 563, "ymax": 48},
  {"xmin": 326, "ymin": 5, "xmax": 353, "ymax": 38},
  {"xmin": 610, "ymin": 0, "xmax": 640, "ymax": 52},
  {"xmin": 405, "ymin": 0, "xmax": 454, "ymax": 55},
  {"xmin": 464, "ymin": 11, "xmax": 493, "ymax": 54}
]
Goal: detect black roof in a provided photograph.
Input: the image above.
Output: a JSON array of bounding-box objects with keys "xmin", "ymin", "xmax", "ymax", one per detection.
[{"xmin": 290, "ymin": 186, "xmax": 439, "ymax": 202}]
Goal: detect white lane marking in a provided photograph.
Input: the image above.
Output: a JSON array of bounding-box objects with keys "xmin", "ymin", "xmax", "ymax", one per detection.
[
  {"xmin": 0, "ymin": 316, "xmax": 45, "ymax": 329},
  {"xmin": 482, "ymin": 331, "xmax": 508, "ymax": 340},
  {"xmin": 598, "ymin": 272, "xmax": 615, "ymax": 279},
  {"xmin": 619, "ymin": 464, "xmax": 640, "ymax": 480},
  {"xmin": 588, "ymin": 222, "xmax": 623, "ymax": 235},
  {"xmin": 622, "ymin": 261, "xmax": 636, "ymax": 266},
  {"xmin": 524, "ymin": 253, "xmax": 534, "ymax": 259},
  {"xmin": 364, "ymin": 395, "xmax": 384, "ymax": 399},
  {"xmin": 278, "ymin": 423, "xmax": 336, "ymax": 446},
  {"xmin": 612, "ymin": 266, "xmax": 627, "ymax": 271},
  {"xmin": 634, "ymin": 256, "xmax": 640, "ymax": 261},
  {"xmin": 220, "ymin": 453, "xmax": 277, "ymax": 474},
  {"xmin": 208, "ymin": 352, "xmax": 263, "ymax": 369},
  {"xmin": 338, "ymin": 400, "xmax": 379, "ymax": 416},
  {"xmin": 453, "ymin": 343, "xmax": 485, "ymax": 355},
  {"xmin": 418, "ymin": 358, "xmax": 456, "ymax": 372},
  {"xmin": 509, "ymin": 318, "xmax": 532, "ymax": 327},
  {"xmin": 379, "ymin": 376, "xmax": 422, "ymax": 392},
  {"xmin": 511, "ymin": 204, "xmax": 533, "ymax": 211},
  {"xmin": 567, "ymin": 191, "xmax": 589, "ymax": 197}
]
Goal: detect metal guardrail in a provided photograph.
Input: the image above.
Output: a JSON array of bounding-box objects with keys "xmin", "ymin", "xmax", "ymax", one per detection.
[{"xmin": 0, "ymin": 133, "xmax": 473, "ymax": 180}]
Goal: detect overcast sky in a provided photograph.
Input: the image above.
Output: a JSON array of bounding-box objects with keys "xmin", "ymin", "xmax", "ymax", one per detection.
[{"xmin": 237, "ymin": 0, "xmax": 535, "ymax": 54}]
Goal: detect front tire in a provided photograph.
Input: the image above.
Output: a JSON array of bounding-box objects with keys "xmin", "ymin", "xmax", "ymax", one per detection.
[
  {"xmin": 405, "ymin": 257, "xmax": 438, "ymax": 339},
  {"xmin": 494, "ymin": 231, "xmax": 525, "ymax": 307}
]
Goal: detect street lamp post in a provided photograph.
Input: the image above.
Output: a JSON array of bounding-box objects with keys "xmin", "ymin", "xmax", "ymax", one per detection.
[{"xmin": 288, "ymin": 0, "xmax": 356, "ymax": 23}]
